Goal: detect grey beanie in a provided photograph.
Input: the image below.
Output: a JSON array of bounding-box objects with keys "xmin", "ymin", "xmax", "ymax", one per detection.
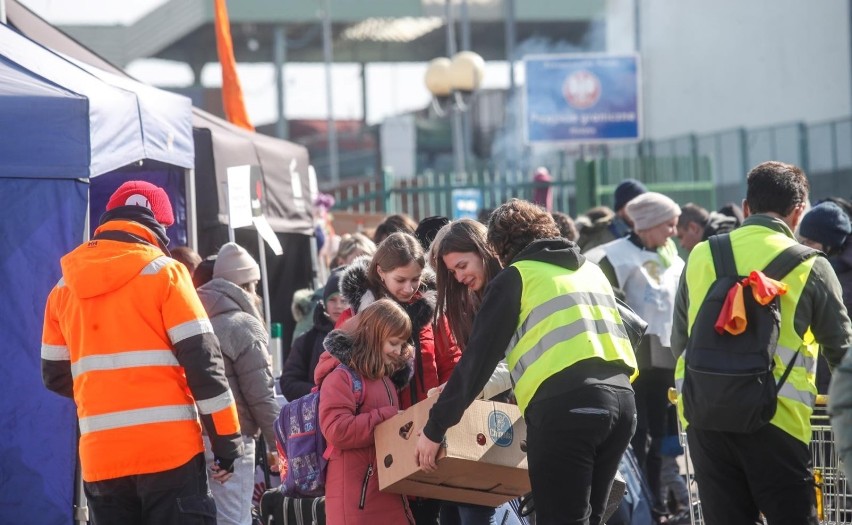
[
  {"xmin": 213, "ymin": 242, "xmax": 260, "ymax": 285},
  {"xmin": 626, "ymin": 192, "xmax": 681, "ymax": 231}
]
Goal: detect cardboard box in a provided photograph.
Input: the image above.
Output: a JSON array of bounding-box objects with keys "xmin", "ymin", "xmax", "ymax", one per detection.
[{"xmin": 375, "ymin": 395, "xmax": 531, "ymax": 507}]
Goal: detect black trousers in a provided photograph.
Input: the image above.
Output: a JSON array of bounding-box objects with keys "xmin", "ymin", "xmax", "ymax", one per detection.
[
  {"xmin": 630, "ymin": 367, "xmax": 673, "ymax": 515},
  {"xmin": 687, "ymin": 424, "xmax": 818, "ymax": 525},
  {"xmin": 84, "ymin": 453, "xmax": 216, "ymax": 525},
  {"xmin": 525, "ymin": 384, "xmax": 636, "ymax": 525}
]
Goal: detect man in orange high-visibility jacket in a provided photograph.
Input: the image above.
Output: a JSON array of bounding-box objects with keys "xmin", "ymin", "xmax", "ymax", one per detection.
[{"xmin": 41, "ymin": 181, "xmax": 243, "ymax": 525}]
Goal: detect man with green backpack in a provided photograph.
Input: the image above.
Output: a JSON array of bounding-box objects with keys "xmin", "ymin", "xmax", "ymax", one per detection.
[{"xmin": 671, "ymin": 161, "xmax": 852, "ymax": 525}]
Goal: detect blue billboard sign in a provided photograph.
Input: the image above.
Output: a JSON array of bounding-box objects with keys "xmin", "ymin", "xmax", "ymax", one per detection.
[
  {"xmin": 452, "ymin": 189, "xmax": 483, "ymax": 220},
  {"xmin": 523, "ymin": 54, "xmax": 641, "ymax": 144}
]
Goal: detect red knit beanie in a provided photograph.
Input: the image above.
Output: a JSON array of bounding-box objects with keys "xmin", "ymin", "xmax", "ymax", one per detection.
[{"xmin": 106, "ymin": 181, "xmax": 174, "ymax": 226}]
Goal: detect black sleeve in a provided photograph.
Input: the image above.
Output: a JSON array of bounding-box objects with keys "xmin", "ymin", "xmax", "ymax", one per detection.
[
  {"xmin": 423, "ymin": 267, "xmax": 522, "ymax": 442},
  {"xmin": 596, "ymin": 256, "xmax": 625, "ymax": 301},
  {"xmin": 173, "ymin": 331, "xmax": 243, "ymax": 460},
  {"xmin": 281, "ymin": 332, "xmax": 315, "ymax": 400},
  {"xmin": 42, "ymin": 359, "xmax": 74, "ymax": 398}
]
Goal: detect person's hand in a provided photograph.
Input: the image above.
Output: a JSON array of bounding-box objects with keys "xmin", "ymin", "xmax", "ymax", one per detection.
[
  {"xmin": 210, "ymin": 462, "xmax": 234, "ymax": 484},
  {"xmin": 414, "ymin": 431, "xmax": 441, "ymax": 473},
  {"xmin": 427, "ymin": 382, "xmax": 446, "ymax": 398},
  {"xmin": 267, "ymin": 451, "xmax": 279, "ymax": 473}
]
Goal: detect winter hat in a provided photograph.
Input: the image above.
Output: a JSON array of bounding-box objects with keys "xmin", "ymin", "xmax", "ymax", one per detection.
[
  {"xmin": 613, "ymin": 179, "xmax": 648, "ymax": 212},
  {"xmin": 800, "ymin": 202, "xmax": 851, "ymax": 250},
  {"xmin": 213, "ymin": 243, "xmax": 260, "ymax": 285},
  {"xmin": 323, "ymin": 266, "xmax": 345, "ymax": 304},
  {"xmin": 415, "ymin": 216, "xmax": 450, "ymax": 251},
  {"xmin": 626, "ymin": 192, "xmax": 681, "ymax": 231},
  {"xmin": 106, "ymin": 180, "xmax": 174, "ymax": 227}
]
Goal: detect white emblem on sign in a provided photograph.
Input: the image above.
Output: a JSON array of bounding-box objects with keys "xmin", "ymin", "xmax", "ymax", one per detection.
[{"xmin": 562, "ymin": 70, "xmax": 601, "ymax": 109}]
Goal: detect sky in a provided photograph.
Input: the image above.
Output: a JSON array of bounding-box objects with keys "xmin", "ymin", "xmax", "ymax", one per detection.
[{"xmin": 18, "ymin": 0, "xmax": 516, "ymax": 125}]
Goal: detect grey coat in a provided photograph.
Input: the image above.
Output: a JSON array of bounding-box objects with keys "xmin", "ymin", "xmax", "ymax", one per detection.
[{"xmin": 197, "ymin": 278, "xmax": 279, "ymax": 446}]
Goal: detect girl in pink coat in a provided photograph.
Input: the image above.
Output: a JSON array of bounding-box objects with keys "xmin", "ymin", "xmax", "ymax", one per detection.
[{"xmin": 316, "ymin": 299, "xmax": 416, "ymax": 525}]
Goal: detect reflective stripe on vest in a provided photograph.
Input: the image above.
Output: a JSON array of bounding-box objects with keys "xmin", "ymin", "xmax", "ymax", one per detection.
[
  {"xmin": 79, "ymin": 404, "xmax": 198, "ymax": 434},
  {"xmin": 511, "ymin": 316, "xmax": 627, "ymax": 383},
  {"xmin": 675, "ymin": 225, "xmax": 819, "ymax": 443},
  {"xmin": 41, "ymin": 343, "xmax": 70, "ymax": 361},
  {"xmin": 141, "ymin": 256, "xmax": 171, "ymax": 275},
  {"xmin": 196, "ymin": 389, "xmax": 236, "ymax": 415},
  {"xmin": 168, "ymin": 318, "xmax": 214, "ymax": 344},
  {"xmin": 508, "ymin": 259, "xmax": 637, "ymax": 412},
  {"xmin": 507, "ymin": 291, "xmax": 620, "ymax": 350},
  {"xmin": 70, "ymin": 350, "xmax": 179, "ymax": 378}
]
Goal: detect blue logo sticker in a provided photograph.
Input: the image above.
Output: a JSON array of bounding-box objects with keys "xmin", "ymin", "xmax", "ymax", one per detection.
[{"xmin": 488, "ymin": 410, "xmax": 514, "ymax": 447}]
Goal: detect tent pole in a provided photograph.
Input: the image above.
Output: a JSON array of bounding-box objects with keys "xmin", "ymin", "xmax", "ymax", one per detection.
[
  {"xmin": 256, "ymin": 228, "xmax": 272, "ymax": 329},
  {"xmin": 185, "ymin": 168, "xmax": 198, "ymax": 251},
  {"xmin": 0, "ymin": 0, "xmax": 6, "ymax": 24}
]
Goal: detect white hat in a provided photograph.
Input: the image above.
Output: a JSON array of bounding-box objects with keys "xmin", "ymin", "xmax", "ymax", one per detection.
[
  {"xmin": 626, "ymin": 192, "xmax": 681, "ymax": 231},
  {"xmin": 213, "ymin": 243, "xmax": 260, "ymax": 285}
]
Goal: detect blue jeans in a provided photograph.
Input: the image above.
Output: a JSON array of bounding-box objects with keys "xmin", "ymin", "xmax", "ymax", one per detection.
[{"xmin": 440, "ymin": 502, "xmax": 496, "ymax": 525}]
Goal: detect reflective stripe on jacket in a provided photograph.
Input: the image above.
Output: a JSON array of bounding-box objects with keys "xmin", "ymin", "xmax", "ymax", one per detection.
[
  {"xmin": 674, "ymin": 224, "xmax": 818, "ymax": 444},
  {"xmin": 507, "ymin": 259, "xmax": 638, "ymax": 412},
  {"xmin": 41, "ymin": 220, "xmax": 241, "ymax": 481}
]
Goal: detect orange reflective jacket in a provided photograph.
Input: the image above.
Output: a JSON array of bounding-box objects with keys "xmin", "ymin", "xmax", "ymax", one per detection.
[{"xmin": 42, "ymin": 220, "xmax": 241, "ymax": 481}]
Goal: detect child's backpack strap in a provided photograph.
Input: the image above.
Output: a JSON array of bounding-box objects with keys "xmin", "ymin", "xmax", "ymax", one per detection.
[
  {"xmin": 337, "ymin": 363, "xmax": 366, "ymax": 412},
  {"xmin": 322, "ymin": 364, "xmax": 367, "ymax": 461}
]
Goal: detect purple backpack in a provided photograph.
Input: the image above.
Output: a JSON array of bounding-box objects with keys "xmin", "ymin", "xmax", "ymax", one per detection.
[{"xmin": 274, "ymin": 364, "xmax": 364, "ymax": 498}]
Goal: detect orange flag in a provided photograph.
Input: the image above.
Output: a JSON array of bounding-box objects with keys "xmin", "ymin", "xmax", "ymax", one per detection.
[
  {"xmin": 715, "ymin": 271, "xmax": 789, "ymax": 335},
  {"xmin": 214, "ymin": 0, "xmax": 254, "ymax": 130}
]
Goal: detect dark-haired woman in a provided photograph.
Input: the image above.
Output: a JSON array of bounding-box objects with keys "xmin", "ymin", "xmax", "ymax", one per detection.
[
  {"xmin": 416, "ymin": 199, "xmax": 638, "ymax": 525},
  {"xmin": 429, "ymin": 219, "xmax": 512, "ymax": 525}
]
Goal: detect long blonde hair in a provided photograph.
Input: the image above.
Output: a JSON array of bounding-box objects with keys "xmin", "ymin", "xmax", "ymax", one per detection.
[{"xmin": 349, "ymin": 299, "xmax": 413, "ymax": 380}]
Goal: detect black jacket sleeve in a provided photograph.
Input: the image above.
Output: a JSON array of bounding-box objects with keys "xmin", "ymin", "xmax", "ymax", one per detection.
[{"xmin": 423, "ymin": 267, "xmax": 522, "ymax": 442}]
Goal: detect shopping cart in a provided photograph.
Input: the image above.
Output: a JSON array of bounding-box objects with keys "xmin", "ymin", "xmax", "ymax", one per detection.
[
  {"xmin": 665, "ymin": 391, "xmax": 849, "ymax": 525},
  {"xmin": 811, "ymin": 394, "xmax": 851, "ymax": 525}
]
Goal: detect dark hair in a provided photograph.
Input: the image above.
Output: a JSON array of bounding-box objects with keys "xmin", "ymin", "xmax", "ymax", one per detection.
[
  {"xmin": 350, "ymin": 299, "xmax": 413, "ymax": 380},
  {"xmin": 550, "ymin": 212, "xmax": 578, "ymax": 241},
  {"xmin": 677, "ymin": 203, "xmax": 709, "ymax": 229},
  {"xmin": 192, "ymin": 256, "xmax": 216, "ymax": 289},
  {"xmin": 373, "ymin": 214, "xmax": 417, "ymax": 244},
  {"xmin": 171, "ymin": 246, "xmax": 202, "ymax": 275},
  {"xmin": 367, "ymin": 232, "xmax": 425, "ymax": 298},
  {"xmin": 716, "ymin": 202, "xmax": 744, "ymax": 226},
  {"xmin": 746, "ymin": 161, "xmax": 809, "ymax": 216},
  {"xmin": 487, "ymin": 199, "xmax": 561, "ymax": 266},
  {"xmin": 431, "ymin": 220, "xmax": 502, "ymax": 347}
]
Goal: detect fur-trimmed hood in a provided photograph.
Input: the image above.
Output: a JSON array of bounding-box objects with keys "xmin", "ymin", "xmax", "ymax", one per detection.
[
  {"xmin": 314, "ymin": 329, "xmax": 413, "ymax": 391},
  {"xmin": 339, "ymin": 255, "xmax": 437, "ymax": 330}
]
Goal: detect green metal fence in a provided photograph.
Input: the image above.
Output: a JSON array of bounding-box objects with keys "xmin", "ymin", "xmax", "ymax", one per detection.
[{"xmin": 325, "ymin": 116, "xmax": 852, "ymax": 222}]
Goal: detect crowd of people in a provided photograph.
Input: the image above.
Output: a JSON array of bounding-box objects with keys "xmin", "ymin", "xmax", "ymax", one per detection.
[{"xmin": 40, "ymin": 160, "xmax": 852, "ymax": 525}]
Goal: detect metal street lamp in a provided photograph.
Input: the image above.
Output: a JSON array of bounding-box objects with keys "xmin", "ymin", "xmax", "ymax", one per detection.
[{"xmin": 424, "ymin": 51, "xmax": 485, "ymax": 175}]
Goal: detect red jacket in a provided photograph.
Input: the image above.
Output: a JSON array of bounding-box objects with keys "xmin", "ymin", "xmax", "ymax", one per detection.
[
  {"xmin": 336, "ymin": 258, "xmax": 460, "ymax": 410},
  {"xmin": 315, "ymin": 335, "xmax": 414, "ymax": 525}
]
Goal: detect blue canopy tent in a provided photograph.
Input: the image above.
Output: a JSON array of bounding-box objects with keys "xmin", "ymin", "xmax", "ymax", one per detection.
[{"xmin": 0, "ymin": 23, "xmax": 194, "ymax": 525}]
